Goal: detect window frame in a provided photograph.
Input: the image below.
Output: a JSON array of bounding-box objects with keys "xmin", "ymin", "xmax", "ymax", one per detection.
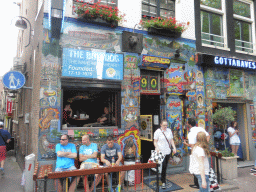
[
  {"xmin": 142, "ymin": 0, "xmax": 175, "ymax": 18},
  {"xmin": 200, "ymin": 0, "xmax": 228, "ymax": 50},
  {"xmin": 233, "ymin": 0, "xmax": 255, "ymax": 54}
]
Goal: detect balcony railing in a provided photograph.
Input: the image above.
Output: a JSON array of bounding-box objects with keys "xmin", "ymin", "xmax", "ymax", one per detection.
[
  {"xmin": 33, "ymin": 162, "xmax": 159, "ymax": 192},
  {"xmin": 201, "ymin": 32, "xmax": 224, "ymax": 47},
  {"xmin": 235, "ymin": 39, "xmax": 253, "ymax": 53}
]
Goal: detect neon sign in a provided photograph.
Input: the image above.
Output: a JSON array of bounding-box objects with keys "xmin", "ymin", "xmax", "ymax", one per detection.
[{"xmin": 214, "ymin": 56, "xmax": 256, "ymax": 70}]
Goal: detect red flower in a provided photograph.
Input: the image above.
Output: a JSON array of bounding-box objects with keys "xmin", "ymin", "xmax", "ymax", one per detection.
[{"xmin": 143, "ymin": 15, "xmax": 147, "ymax": 18}]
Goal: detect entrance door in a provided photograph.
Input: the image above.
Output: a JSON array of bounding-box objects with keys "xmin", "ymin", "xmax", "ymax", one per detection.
[
  {"xmin": 213, "ymin": 102, "xmax": 249, "ymax": 161},
  {"xmin": 140, "ymin": 95, "xmax": 160, "ymax": 163}
]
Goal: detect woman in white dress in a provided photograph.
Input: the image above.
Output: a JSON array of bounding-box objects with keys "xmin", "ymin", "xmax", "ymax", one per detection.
[
  {"xmin": 189, "ymin": 132, "xmax": 210, "ymax": 192},
  {"xmin": 227, "ymin": 121, "xmax": 240, "ymax": 156}
]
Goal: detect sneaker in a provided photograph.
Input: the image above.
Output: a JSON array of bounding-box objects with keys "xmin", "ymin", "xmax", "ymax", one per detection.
[
  {"xmin": 0, "ymin": 168, "xmax": 4, "ymax": 175},
  {"xmin": 250, "ymin": 168, "xmax": 256, "ymax": 173},
  {"xmin": 162, "ymin": 183, "xmax": 166, "ymax": 189}
]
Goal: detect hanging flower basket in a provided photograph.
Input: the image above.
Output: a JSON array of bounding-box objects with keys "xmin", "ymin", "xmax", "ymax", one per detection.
[
  {"xmin": 77, "ymin": 16, "xmax": 118, "ymax": 28},
  {"xmin": 147, "ymin": 27, "xmax": 181, "ymax": 38},
  {"xmin": 140, "ymin": 16, "xmax": 189, "ymax": 38},
  {"xmin": 74, "ymin": 1, "xmax": 125, "ymax": 28}
]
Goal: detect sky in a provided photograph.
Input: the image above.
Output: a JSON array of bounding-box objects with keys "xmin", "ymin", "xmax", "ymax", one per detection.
[{"xmin": 0, "ymin": 2, "xmax": 19, "ymax": 77}]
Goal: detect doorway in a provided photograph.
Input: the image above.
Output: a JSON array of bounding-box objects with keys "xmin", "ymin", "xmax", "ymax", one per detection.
[
  {"xmin": 140, "ymin": 94, "xmax": 160, "ymax": 163},
  {"xmin": 213, "ymin": 102, "xmax": 249, "ymax": 161}
]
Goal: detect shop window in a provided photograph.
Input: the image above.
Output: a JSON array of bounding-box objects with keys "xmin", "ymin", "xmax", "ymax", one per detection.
[
  {"xmin": 200, "ymin": 0, "xmax": 226, "ymax": 48},
  {"xmin": 229, "ymin": 69, "xmax": 244, "ymax": 97},
  {"xmin": 142, "ymin": 0, "xmax": 175, "ymax": 18},
  {"xmin": 62, "ymin": 88, "xmax": 121, "ymax": 128},
  {"xmin": 233, "ymin": 0, "xmax": 254, "ymax": 53}
]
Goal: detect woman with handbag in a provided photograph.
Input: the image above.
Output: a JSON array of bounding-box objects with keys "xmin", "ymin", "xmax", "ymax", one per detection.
[
  {"xmin": 154, "ymin": 119, "xmax": 176, "ymax": 189},
  {"xmin": 189, "ymin": 131, "xmax": 210, "ymax": 192}
]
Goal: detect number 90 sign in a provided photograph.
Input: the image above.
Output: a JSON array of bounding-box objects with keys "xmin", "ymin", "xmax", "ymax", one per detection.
[{"xmin": 141, "ymin": 75, "xmax": 159, "ymax": 92}]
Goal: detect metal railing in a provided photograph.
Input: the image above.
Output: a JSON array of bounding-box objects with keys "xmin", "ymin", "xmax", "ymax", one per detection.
[
  {"xmin": 235, "ymin": 39, "xmax": 254, "ymax": 53},
  {"xmin": 34, "ymin": 162, "xmax": 160, "ymax": 192},
  {"xmin": 201, "ymin": 32, "xmax": 225, "ymax": 47}
]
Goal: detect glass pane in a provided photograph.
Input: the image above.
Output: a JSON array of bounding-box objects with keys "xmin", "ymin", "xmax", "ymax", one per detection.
[
  {"xmin": 150, "ymin": 6, "xmax": 157, "ymax": 16},
  {"xmin": 200, "ymin": 0, "xmax": 222, "ymax": 10},
  {"xmin": 212, "ymin": 14, "xmax": 221, "ymax": 35},
  {"xmin": 142, "ymin": 4, "xmax": 149, "ymax": 15},
  {"xmin": 201, "ymin": 11, "xmax": 209, "ymax": 33},
  {"xmin": 242, "ymin": 22, "xmax": 250, "ymax": 42},
  {"xmin": 150, "ymin": 0, "xmax": 157, "ymax": 6},
  {"xmin": 160, "ymin": 0, "xmax": 174, "ymax": 9},
  {"xmin": 234, "ymin": 20, "xmax": 241, "ymax": 40},
  {"xmin": 233, "ymin": 0, "xmax": 251, "ymax": 18},
  {"xmin": 160, "ymin": 9, "xmax": 174, "ymax": 18}
]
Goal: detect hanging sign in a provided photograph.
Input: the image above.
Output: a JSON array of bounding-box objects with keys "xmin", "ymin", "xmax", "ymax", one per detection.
[
  {"xmin": 2, "ymin": 71, "xmax": 26, "ymax": 90},
  {"xmin": 6, "ymin": 98, "xmax": 12, "ymax": 114},
  {"xmin": 139, "ymin": 55, "xmax": 171, "ymax": 69},
  {"xmin": 62, "ymin": 48, "xmax": 123, "ymax": 80}
]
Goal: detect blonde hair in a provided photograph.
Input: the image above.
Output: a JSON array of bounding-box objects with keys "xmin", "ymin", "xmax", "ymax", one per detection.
[{"xmin": 194, "ymin": 131, "xmax": 210, "ymax": 157}]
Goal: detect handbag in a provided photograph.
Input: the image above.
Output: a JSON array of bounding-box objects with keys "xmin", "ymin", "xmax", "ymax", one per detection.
[
  {"xmin": 148, "ymin": 150, "xmax": 164, "ymax": 173},
  {"xmin": 209, "ymin": 157, "xmax": 221, "ymax": 191}
]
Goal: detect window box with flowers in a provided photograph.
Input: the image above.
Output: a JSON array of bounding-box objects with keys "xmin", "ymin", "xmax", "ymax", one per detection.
[
  {"xmin": 73, "ymin": 1, "xmax": 124, "ymax": 28},
  {"xmin": 140, "ymin": 16, "xmax": 189, "ymax": 38}
]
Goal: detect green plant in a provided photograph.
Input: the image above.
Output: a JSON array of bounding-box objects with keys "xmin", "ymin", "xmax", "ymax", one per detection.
[
  {"xmin": 219, "ymin": 148, "xmax": 235, "ymax": 157},
  {"xmin": 74, "ymin": 1, "xmax": 125, "ymax": 23},
  {"xmin": 140, "ymin": 16, "xmax": 189, "ymax": 33},
  {"xmin": 212, "ymin": 106, "xmax": 236, "ymax": 128},
  {"xmin": 212, "ymin": 105, "xmax": 236, "ymax": 149}
]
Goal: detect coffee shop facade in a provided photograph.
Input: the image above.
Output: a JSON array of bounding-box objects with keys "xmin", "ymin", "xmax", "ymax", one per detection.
[{"xmin": 35, "ymin": 1, "xmax": 202, "ymax": 173}]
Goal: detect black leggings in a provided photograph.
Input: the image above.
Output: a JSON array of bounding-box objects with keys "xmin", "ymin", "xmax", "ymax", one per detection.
[{"xmin": 161, "ymin": 154, "xmax": 171, "ymax": 183}]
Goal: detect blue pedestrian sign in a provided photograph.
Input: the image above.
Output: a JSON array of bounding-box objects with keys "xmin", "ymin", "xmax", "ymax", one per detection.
[{"xmin": 2, "ymin": 71, "xmax": 26, "ymax": 90}]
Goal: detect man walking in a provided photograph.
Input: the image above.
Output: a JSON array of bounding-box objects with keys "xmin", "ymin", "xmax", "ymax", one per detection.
[
  {"xmin": 0, "ymin": 121, "xmax": 11, "ymax": 176},
  {"xmin": 55, "ymin": 134, "xmax": 79, "ymax": 192}
]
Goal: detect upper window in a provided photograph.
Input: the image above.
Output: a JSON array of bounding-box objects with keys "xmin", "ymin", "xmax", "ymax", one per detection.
[
  {"xmin": 142, "ymin": 0, "xmax": 175, "ymax": 18},
  {"xmin": 233, "ymin": 0, "xmax": 253, "ymax": 53},
  {"xmin": 200, "ymin": 0, "xmax": 225, "ymax": 48}
]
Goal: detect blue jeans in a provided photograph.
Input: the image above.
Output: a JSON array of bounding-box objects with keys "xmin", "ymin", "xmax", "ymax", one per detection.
[{"xmin": 194, "ymin": 174, "xmax": 210, "ymax": 192}]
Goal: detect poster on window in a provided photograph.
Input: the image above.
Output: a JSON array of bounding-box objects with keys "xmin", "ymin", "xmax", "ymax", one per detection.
[{"xmin": 140, "ymin": 115, "xmax": 153, "ymax": 141}]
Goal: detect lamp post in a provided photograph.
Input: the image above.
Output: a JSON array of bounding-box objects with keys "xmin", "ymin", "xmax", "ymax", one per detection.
[{"xmin": 13, "ymin": 16, "xmax": 32, "ymax": 47}]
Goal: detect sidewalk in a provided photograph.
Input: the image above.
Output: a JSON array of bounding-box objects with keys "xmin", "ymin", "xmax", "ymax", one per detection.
[
  {"xmin": 0, "ymin": 152, "xmax": 23, "ymax": 192},
  {"xmin": 166, "ymin": 172, "xmax": 238, "ymax": 192}
]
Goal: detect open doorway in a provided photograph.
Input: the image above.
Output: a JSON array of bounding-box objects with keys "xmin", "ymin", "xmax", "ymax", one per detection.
[
  {"xmin": 140, "ymin": 94, "xmax": 160, "ymax": 163},
  {"xmin": 212, "ymin": 102, "xmax": 248, "ymax": 161}
]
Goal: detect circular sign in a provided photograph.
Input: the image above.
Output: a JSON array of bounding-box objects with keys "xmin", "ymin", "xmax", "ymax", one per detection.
[
  {"xmin": 2, "ymin": 71, "xmax": 26, "ymax": 90},
  {"xmin": 141, "ymin": 121, "xmax": 147, "ymax": 130}
]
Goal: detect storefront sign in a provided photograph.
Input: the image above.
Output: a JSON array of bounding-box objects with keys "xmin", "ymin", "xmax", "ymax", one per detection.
[
  {"xmin": 139, "ymin": 55, "xmax": 171, "ymax": 69},
  {"xmin": 6, "ymin": 98, "xmax": 12, "ymax": 114},
  {"xmin": 198, "ymin": 54, "xmax": 256, "ymax": 70},
  {"xmin": 62, "ymin": 48, "xmax": 123, "ymax": 80}
]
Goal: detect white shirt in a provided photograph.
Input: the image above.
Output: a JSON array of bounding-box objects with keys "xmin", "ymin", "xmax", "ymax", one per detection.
[
  {"xmin": 189, "ymin": 146, "xmax": 209, "ymax": 175},
  {"xmin": 188, "ymin": 126, "xmax": 209, "ymax": 145},
  {"xmin": 227, "ymin": 127, "xmax": 240, "ymax": 144},
  {"xmin": 154, "ymin": 128, "xmax": 173, "ymax": 155}
]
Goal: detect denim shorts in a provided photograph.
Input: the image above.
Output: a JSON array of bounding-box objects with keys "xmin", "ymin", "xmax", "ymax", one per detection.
[
  {"xmin": 194, "ymin": 174, "xmax": 210, "ymax": 192},
  {"xmin": 55, "ymin": 165, "xmax": 77, "ymax": 172},
  {"xmin": 230, "ymin": 143, "xmax": 240, "ymax": 146}
]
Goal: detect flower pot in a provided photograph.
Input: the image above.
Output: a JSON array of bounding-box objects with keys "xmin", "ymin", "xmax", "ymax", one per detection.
[
  {"xmin": 147, "ymin": 27, "xmax": 181, "ymax": 38},
  {"xmin": 78, "ymin": 16, "xmax": 118, "ymax": 28},
  {"xmin": 219, "ymin": 156, "xmax": 239, "ymax": 180}
]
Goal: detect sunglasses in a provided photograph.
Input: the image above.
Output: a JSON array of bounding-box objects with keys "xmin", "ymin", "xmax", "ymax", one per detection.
[{"xmin": 60, "ymin": 139, "xmax": 67, "ymax": 141}]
